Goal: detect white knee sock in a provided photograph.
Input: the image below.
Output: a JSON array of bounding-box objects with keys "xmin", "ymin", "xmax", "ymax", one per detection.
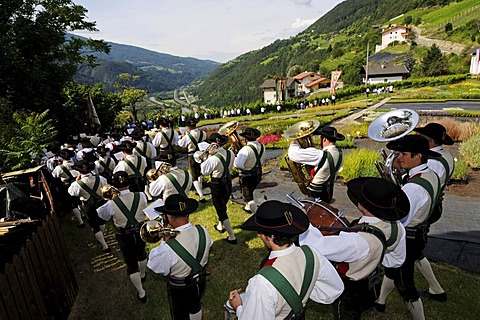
[
  {"xmin": 94, "ymin": 231, "xmax": 108, "ymax": 250},
  {"xmin": 189, "ymin": 310, "xmax": 202, "ymax": 320},
  {"xmin": 406, "ymin": 299, "xmax": 425, "ymax": 320},
  {"xmin": 222, "ymin": 219, "xmax": 236, "ymax": 240},
  {"xmin": 100, "ymin": 224, "xmax": 105, "ymax": 232},
  {"xmin": 129, "ymin": 272, "xmax": 146, "ymax": 298},
  {"xmin": 376, "ymin": 276, "xmax": 395, "ymax": 304},
  {"xmin": 144, "ymin": 185, "xmax": 153, "ymax": 200},
  {"xmin": 138, "ymin": 259, "xmax": 147, "ymax": 278},
  {"xmin": 245, "ymin": 200, "xmax": 255, "ymax": 211},
  {"xmin": 72, "ymin": 208, "xmax": 84, "ymax": 225},
  {"xmin": 415, "ymin": 257, "xmax": 444, "ymax": 294},
  {"xmin": 193, "ymin": 180, "xmax": 204, "ymax": 199}
]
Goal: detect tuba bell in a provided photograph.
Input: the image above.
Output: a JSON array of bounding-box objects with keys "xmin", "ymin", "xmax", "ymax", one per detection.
[
  {"xmin": 100, "ymin": 184, "xmax": 121, "ymax": 200},
  {"xmin": 218, "ymin": 121, "xmax": 244, "ymax": 154},
  {"xmin": 283, "ymin": 120, "xmax": 320, "ymax": 195},
  {"xmin": 139, "ymin": 220, "xmax": 180, "ymax": 243},
  {"xmin": 368, "ymin": 109, "xmax": 419, "ymax": 185}
]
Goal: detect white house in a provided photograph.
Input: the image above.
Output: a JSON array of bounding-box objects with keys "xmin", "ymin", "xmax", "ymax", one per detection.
[
  {"xmin": 361, "ymin": 64, "xmax": 409, "ymax": 84},
  {"xmin": 375, "ymin": 25, "xmax": 410, "ymax": 52},
  {"xmin": 293, "ymin": 71, "xmax": 325, "ymax": 94},
  {"xmin": 259, "ymin": 78, "xmax": 301, "ymax": 104},
  {"xmin": 470, "ymin": 48, "xmax": 480, "ymax": 77}
]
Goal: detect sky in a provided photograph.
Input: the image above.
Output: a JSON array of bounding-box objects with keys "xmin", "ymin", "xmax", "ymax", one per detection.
[{"xmin": 72, "ymin": 0, "xmax": 344, "ymax": 63}]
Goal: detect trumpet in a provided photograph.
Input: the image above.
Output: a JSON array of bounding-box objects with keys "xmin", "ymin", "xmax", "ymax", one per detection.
[
  {"xmin": 146, "ymin": 162, "xmax": 172, "ymax": 182},
  {"xmin": 139, "ymin": 220, "xmax": 180, "ymax": 243},
  {"xmin": 194, "ymin": 143, "xmax": 219, "ymax": 163},
  {"xmin": 100, "ymin": 184, "xmax": 121, "ymax": 200}
]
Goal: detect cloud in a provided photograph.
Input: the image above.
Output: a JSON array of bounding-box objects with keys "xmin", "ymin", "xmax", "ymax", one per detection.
[
  {"xmin": 291, "ymin": 18, "xmax": 316, "ymax": 29},
  {"xmin": 290, "ymin": 0, "xmax": 313, "ymax": 6}
]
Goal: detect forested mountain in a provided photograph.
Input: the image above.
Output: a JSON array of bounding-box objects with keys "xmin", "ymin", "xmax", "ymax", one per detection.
[
  {"xmin": 70, "ymin": 34, "xmax": 220, "ymax": 92},
  {"xmin": 196, "ymin": 0, "xmax": 474, "ymax": 108}
]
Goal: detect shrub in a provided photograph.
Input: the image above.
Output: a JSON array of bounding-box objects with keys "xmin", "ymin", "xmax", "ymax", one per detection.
[
  {"xmin": 339, "ymin": 122, "xmax": 370, "ymax": 138},
  {"xmin": 338, "ymin": 148, "xmax": 381, "ymax": 182},
  {"xmin": 459, "ymin": 133, "xmax": 480, "ymax": 168},
  {"xmin": 450, "ymin": 157, "xmax": 469, "ymax": 182},
  {"xmin": 417, "ymin": 118, "xmax": 480, "ymax": 142},
  {"xmin": 336, "ymin": 134, "xmax": 355, "ymax": 148}
]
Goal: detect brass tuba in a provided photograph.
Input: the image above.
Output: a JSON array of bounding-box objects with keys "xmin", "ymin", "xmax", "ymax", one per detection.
[
  {"xmin": 218, "ymin": 121, "xmax": 244, "ymax": 154},
  {"xmin": 139, "ymin": 220, "xmax": 180, "ymax": 243},
  {"xmin": 100, "ymin": 184, "xmax": 121, "ymax": 200},
  {"xmin": 283, "ymin": 120, "xmax": 320, "ymax": 195},
  {"xmin": 368, "ymin": 109, "xmax": 419, "ymax": 185}
]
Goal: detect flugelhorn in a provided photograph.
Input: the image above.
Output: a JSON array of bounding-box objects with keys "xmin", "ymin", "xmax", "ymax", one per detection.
[
  {"xmin": 283, "ymin": 120, "xmax": 320, "ymax": 195},
  {"xmin": 219, "ymin": 121, "xmax": 244, "ymax": 153},
  {"xmin": 194, "ymin": 142, "xmax": 219, "ymax": 163},
  {"xmin": 146, "ymin": 162, "xmax": 172, "ymax": 182},
  {"xmin": 368, "ymin": 109, "xmax": 419, "ymax": 185},
  {"xmin": 139, "ymin": 220, "xmax": 180, "ymax": 243},
  {"xmin": 100, "ymin": 184, "xmax": 121, "ymax": 200}
]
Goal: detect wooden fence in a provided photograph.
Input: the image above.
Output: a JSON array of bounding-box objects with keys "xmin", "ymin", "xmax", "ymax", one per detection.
[{"xmin": 0, "ymin": 167, "xmax": 78, "ymax": 319}]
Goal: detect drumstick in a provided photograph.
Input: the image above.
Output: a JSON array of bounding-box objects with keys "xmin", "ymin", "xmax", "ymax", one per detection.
[{"xmin": 229, "ymin": 288, "xmax": 242, "ymax": 301}]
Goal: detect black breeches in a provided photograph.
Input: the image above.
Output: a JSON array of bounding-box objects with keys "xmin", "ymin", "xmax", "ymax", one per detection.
[
  {"xmin": 188, "ymin": 155, "xmax": 201, "ymax": 181},
  {"xmin": 333, "ymin": 278, "xmax": 372, "ymax": 320},
  {"xmin": 307, "ymin": 183, "xmax": 334, "ymax": 203},
  {"xmin": 240, "ymin": 174, "xmax": 261, "ymax": 203},
  {"xmin": 116, "ymin": 231, "xmax": 147, "ymax": 275},
  {"xmin": 210, "ymin": 179, "xmax": 232, "ymax": 222},
  {"xmin": 167, "ymin": 277, "xmax": 206, "ymax": 319}
]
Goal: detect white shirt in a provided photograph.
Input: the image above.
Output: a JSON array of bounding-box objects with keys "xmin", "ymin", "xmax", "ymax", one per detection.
[{"xmin": 400, "ymin": 164, "xmax": 431, "ymax": 227}]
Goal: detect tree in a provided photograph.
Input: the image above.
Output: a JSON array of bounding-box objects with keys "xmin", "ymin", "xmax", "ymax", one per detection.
[
  {"xmin": 445, "ymin": 22, "xmax": 453, "ymax": 34},
  {"xmin": 421, "ymin": 44, "xmax": 449, "ymax": 77},
  {"xmin": 403, "ymin": 16, "xmax": 413, "ymax": 26},
  {"xmin": 116, "ymin": 73, "xmax": 147, "ymax": 123},
  {"xmin": 0, "ymin": 0, "xmax": 109, "ymax": 137},
  {"xmin": 404, "ymin": 52, "xmax": 416, "ymax": 74}
]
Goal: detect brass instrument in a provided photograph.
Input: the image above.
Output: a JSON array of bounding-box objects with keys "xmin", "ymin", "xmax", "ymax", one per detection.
[
  {"xmin": 283, "ymin": 120, "xmax": 320, "ymax": 195},
  {"xmin": 368, "ymin": 109, "xmax": 419, "ymax": 185},
  {"xmin": 146, "ymin": 162, "xmax": 172, "ymax": 182},
  {"xmin": 139, "ymin": 220, "xmax": 180, "ymax": 243},
  {"xmin": 100, "ymin": 184, "xmax": 121, "ymax": 200},
  {"xmin": 194, "ymin": 142, "xmax": 219, "ymax": 163},
  {"xmin": 218, "ymin": 121, "xmax": 244, "ymax": 154}
]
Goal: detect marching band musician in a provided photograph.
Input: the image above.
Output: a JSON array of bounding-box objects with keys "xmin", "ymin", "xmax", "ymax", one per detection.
[
  {"xmin": 300, "ymin": 177, "xmax": 408, "ymax": 320},
  {"xmin": 147, "ymin": 194, "xmax": 212, "ymax": 320},
  {"xmin": 95, "ymin": 145, "xmax": 116, "ymax": 179},
  {"xmin": 234, "ymin": 128, "xmax": 265, "ymax": 213},
  {"xmin": 177, "ymin": 118, "xmax": 208, "ymax": 203},
  {"xmin": 68, "ymin": 160, "xmax": 110, "ymax": 253},
  {"xmin": 97, "ymin": 171, "xmax": 149, "ymax": 304},
  {"xmin": 149, "ymin": 150, "xmax": 193, "ymax": 202},
  {"xmin": 200, "ymin": 133, "xmax": 237, "ymax": 244},
  {"xmin": 375, "ymin": 135, "xmax": 441, "ymax": 319},
  {"xmin": 227, "ymin": 200, "xmax": 343, "ymax": 319},
  {"xmin": 288, "ymin": 125, "xmax": 344, "ymax": 203},
  {"xmin": 131, "ymin": 129, "xmax": 157, "ymax": 170},
  {"xmin": 152, "ymin": 117, "xmax": 179, "ymax": 153},
  {"xmin": 113, "ymin": 140, "xmax": 147, "ymax": 193},
  {"xmin": 412, "ymin": 123, "xmax": 454, "ymax": 303}
]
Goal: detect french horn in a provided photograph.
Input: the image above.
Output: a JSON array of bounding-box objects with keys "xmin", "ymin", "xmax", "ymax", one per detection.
[
  {"xmin": 146, "ymin": 162, "xmax": 172, "ymax": 182},
  {"xmin": 194, "ymin": 142, "xmax": 219, "ymax": 163},
  {"xmin": 283, "ymin": 120, "xmax": 320, "ymax": 195},
  {"xmin": 139, "ymin": 220, "xmax": 180, "ymax": 243},
  {"xmin": 218, "ymin": 121, "xmax": 244, "ymax": 154},
  {"xmin": 368, "ymin": 109, "xmax": 419, "ymax": 185}
]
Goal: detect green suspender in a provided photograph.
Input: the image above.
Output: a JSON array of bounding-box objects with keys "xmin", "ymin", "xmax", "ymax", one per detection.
[
  {"xmin": 187, "ymin": 131, "xmax": 204, "ymax": 152},
  {"xmin": 60, "ymin": 165, "xmax": 75, "ymax": 181},
  {"xmin": 113, "ymin": 193, "xmax": 141, "ymax": 228},
  {"xmin": 77, "ymin": 176, "xmax": 101, "ymax": 199},
  {"xmin": 247, "ymin": 144, "xmax": 265, "ymax": 172},
  {"xmin": 409, "ymin": 176, "xmax": 441, "ymax": 216},
  {"xmin": 124, "ymin": 156, "xmax": 143, "ymax": 178},
  {"xmin": 258, "ymin": 246, "xmax": 315, "ymax": 319},
  {"xmin": 134, "ymin": 142, "xmax": 147, "ymax": 158},
  {"xmin": 437, "ymin": 157, "xmax": 452, "ymax": 188},
  {"xmin": 386, "ymin": 222, "xmax": 398, "ymax": 247},
  {"xmin": 98, "ymin": 158, "xmax": 112, "ymax": 174},
  {"xmin": 161, "ymin": 130, "xmax": 174, "ymax": 150},
  {"xmin": 215, "ymin": 151, "xmax": 232, "ymax": 179},
  {"xmin": 166, "ymin": 225, "xmax": 206, "ymax": 276},
  {"xmin": 165, "ymin": 170, "xmax": 190, "ymax": 197},
  {"xmin": 326, "ymin": 149, "xmax": 343, "ymax": 183}
]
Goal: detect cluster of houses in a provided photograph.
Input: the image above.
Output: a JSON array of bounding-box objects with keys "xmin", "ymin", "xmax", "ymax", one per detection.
[{"xmin": 259, "ymin": 22, "xmax": 480, "ymax": 104}]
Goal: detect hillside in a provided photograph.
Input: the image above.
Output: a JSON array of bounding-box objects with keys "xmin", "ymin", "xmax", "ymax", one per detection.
[
  {"xmin": 196, "ymin": 0, "xmax": 477, "ymax": 108},
  {"xmin": 70, "ymin": 34, "xmax": 220, "ymax": 93}
]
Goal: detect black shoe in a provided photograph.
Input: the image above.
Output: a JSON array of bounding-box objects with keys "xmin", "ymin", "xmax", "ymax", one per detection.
[
  {"xmin": 147, "ymin": 198, "xmax": 155, "ymax": 203},
  {"xmin": 225, "ymin": 238, "xmax": 238, "ymax": 245},
  {"xmin": 199, "ymin": 198, "xmax": 207, "ymax": 203},
  {"xmin": 242, "ymin": 206, "xmax": 252, "ymax": 213},
  {"xmin": 374, "ymin": 302, "xmax": 386, "ymax": 313},
  {"xmin": 137, "ymin": 293, "xmax": 147, "ymax": 304},
  {"xmin": 422, "ymin": 289, "xmax": 447, "ymax": 302},
  {"xmin": 214, "ymin": 224, "xmax": 226, "ymax": 233},
  {"xmin": 77, "ymin": 223, "xmax": 86, "ymax": 228},
  {"xmin": 141, "ymin": 274, "xmax": 147, "ymax": 283},
  {"xmin": 101, "ymin": 247, "xmax": 112, "ymax": 253}
]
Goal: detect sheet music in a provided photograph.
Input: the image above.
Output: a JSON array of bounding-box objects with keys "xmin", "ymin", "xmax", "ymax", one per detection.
[{"xmin": 143, "ymin": 199, "xmax": 164, "ymax": 220}]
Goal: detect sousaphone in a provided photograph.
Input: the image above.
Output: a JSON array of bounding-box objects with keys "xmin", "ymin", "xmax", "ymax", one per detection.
[
  {"xmin": 218, "ymin": 120, "xmax": 244, "ymax": 154},
  {"xmin": 283, "ymin": 120, "xmax": 320, "ymax": 195}
]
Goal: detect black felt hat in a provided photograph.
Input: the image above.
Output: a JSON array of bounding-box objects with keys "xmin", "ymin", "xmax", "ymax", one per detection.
[
  {"xmin": 209, "ymin": 133, "xmax": 229, "ymax": 146},
  {"xmin": 59, "ymin": 148, "xmax": 75, "ymax": 160},
  {"xmin": 117, "ymin": 140, "xmax": 137, "ymax": 151},
  {"xmin": 185, "ymin": 118, "xmax": 198, "ymax": 127},
  {"xmin": 386, "ymin": 135, "xmax": 441, "ymax": 157},
  {"xmin": 96, "ymin": 145, "xmax": 108, "ymax": 154},
  {"xmin": 157, "ymin": 117, "xmax": 170, "ymax": 127},
  {"xmin": 155, "ymin": 194, "xmax": 199, "ymax": 216},
  {"xmin": 240, "ymin": 128, "xmax": 261, "ymax": 140},
  {"xmin": 72, "ymin": 160, "xmax": 96, "ymax": 173},
  {"xmin": 314, "ymin": 126, "xmax": 345, "ymax": 141},
  {"xmin": 413, "ymin": 123, "xmax": 454, "ymax": 145},
  {"xmin": 241, "ymin": 200, "xmax": 309, "ymax": 236},
  {"xmin": 110, "ymin": 171, "xmax": 131, "ymax": 188},
  {"xmin": 347, "ymin": 177, "xmax": 410, "ymax": 221},
  {"xmin": 130, "ymin": 130, "xmax": 143, "ymax": 139}
]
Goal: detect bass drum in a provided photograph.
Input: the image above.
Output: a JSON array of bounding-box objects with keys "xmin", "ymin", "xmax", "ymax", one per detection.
[{"xmin": 299, "ymin": 197, "xmax": 350, "ymax": 235}]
